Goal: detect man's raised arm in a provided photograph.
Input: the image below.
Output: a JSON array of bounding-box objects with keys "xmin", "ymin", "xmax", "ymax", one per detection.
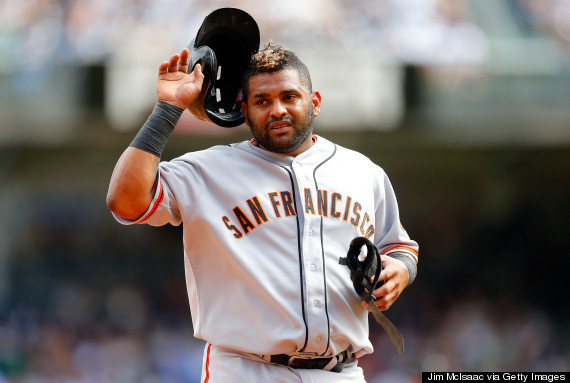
[{"xmin": 106, "ymin": 49, "xmax": 203, "ymax": 220}]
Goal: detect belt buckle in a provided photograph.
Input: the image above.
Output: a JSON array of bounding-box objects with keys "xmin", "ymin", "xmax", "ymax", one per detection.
[{"xmin": 287, "ymin": 355, "xmax": 312, "ymax": 367}]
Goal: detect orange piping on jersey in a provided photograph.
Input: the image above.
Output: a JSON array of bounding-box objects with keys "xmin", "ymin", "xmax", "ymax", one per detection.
[
  {"xmin": 135, "ymin": 179, "xmax": 165, "ymax": 224},
  {"xmin": 203, "ymin": 343, "xmax": 212, "ymax": 383},
  {"xmin": 382, "ymin": 244, "xmax": 419, "ymax": 258}
]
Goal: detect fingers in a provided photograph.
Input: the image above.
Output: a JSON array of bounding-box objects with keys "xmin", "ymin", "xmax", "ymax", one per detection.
[
  {"xmin": 158, "ymin": 61, "xmax": 170, "ymax": 76},
  {"xmin": 168, "ymin": 53, "xmax": 180, "ymax": 72},
  {"xmin": 362, "ymin": 292, "xmax": 399, "ymax": 311},
  {"xmin": 179, "ymin": 48, "xmax": 189, "ymax": 73},
  {"xmin": 158, "ymin": 56, "xmax": 179, "ymax": 76},
  {"xmin": 158, "ymin": 49, "xmax": 191, "ymax": 76},
  {"xmin": 192, "ymin": 63, "xmax": 203, "ymax": 80},
  {"xmin": 363, "ymin": 260, "xmax": 408, "ymax": 311},
  {"xmin": 361, "ymin": 297, "xmax": 394, "ymax": 311},
  {"xmin": 376, "ymin": 267, "xmax": 392, "ymax": 283},
  {"xmin": 367, "ymin": 285, "xmax": 399, "ymax": 311}
]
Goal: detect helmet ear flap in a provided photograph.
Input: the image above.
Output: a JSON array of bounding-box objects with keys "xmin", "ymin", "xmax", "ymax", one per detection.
[{"xmin": 187, "ymin": 44, "xmax": 217, "ymax": 123}]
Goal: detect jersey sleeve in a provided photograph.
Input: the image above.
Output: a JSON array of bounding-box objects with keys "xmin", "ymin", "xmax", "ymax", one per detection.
[
  {"xmin": 373, "ymin": 168, "xmax": 419, "ymax": 263},
  {"xmin": 111, "ymin": 155, "xmax": 204, "ymax": 227}
]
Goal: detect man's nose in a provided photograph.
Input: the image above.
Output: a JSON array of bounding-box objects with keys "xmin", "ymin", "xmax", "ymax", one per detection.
[{"xmin": 270, "ymin": 100, "xmax": 287, "ymax": 118}]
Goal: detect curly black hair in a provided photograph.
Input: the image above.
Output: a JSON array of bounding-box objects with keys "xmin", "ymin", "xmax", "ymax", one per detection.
[{"xmin": 241, "ymin": 42, "xmax": 313, "ymax": 101}]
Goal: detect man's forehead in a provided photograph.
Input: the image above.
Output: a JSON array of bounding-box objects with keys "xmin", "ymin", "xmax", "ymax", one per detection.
[{"xmin": 248, "ymin": 69, "xmax": 308, "ymax": 95}]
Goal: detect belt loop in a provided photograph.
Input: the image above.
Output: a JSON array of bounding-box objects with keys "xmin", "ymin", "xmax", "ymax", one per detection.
[
  {"xmin": 267, "ymin": 350, "xmax": 350, "ymax": 372},
  {"xmin": 322, "ymin": 357, "xmax": 338, "ymax": 371},
  {"xmin": 259, "ymin": 354, "xmax": 272, "ymax": 363}
]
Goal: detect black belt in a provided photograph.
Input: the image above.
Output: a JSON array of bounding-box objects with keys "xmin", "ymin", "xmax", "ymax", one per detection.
[{"xmin": 269, "ymin": 351, "xmax": 350, "ymax": 372}]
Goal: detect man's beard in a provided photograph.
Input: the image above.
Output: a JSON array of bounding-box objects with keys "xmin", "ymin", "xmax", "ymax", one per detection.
[{"xmin": 248, "ymin": 106, "xmax": 315, "ymax": 155}]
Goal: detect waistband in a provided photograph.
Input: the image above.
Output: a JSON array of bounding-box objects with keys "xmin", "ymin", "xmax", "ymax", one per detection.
[{"xmin": 261, "ymin": 351, "xmax": 354, "ymax": 373}]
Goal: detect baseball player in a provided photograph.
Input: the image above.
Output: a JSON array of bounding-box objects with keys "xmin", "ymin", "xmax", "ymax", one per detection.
[{"xmin": 106, "ymin": 10, "xmax": 418, "ymax": 383}]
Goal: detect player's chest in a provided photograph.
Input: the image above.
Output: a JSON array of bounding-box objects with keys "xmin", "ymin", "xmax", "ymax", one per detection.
[{"xmin": 197, "ymin": 163, "xmax": 377, "ymax": 241}]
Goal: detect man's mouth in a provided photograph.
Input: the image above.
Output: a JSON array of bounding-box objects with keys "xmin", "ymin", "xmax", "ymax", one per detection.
[{"xmin": 268, "ymin": 120, "xmax": 293, "ymax": 132}]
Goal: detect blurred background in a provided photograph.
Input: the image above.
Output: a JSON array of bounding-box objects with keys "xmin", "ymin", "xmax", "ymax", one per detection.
[{"xmin": 1, "ymin": 0, "xmax": 569, "ymax": 381}]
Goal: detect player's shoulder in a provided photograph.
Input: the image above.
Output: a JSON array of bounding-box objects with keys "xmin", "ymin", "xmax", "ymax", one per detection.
[
  {"xmin": 166, "ymin": 142, "xmax": 248, "ymax": 162},
  {"xmin": 163, "ymin": 140, "xmax": 255, "ymax": 166},
  {"xmin": 322, "ymin": 136, "xmax": 385, "ymax": 172},
  {"xmin": 333, "ymin": 142, "xmax": 370, "ymax": 162}
]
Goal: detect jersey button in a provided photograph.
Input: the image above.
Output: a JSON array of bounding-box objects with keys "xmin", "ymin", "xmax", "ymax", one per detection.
[
  {"xmin": 309, "ymin": 264, "xmax": 316, "ymax": 271},
  {"xmin": 313, "ymin": 300, "xmax": 320, "ymax": 307},
  {"xmin": 308, "ymin": 229, "xmax": 313, "ymax": 236},
  {"xmin": 315, "ymin": 337, "xmax": 321, "ymax": 343}
]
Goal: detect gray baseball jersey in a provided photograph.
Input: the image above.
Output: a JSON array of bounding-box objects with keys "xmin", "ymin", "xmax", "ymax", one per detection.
[{"xmin": 113, "ymin": 134, "xmax": 418, "ymax": 362}]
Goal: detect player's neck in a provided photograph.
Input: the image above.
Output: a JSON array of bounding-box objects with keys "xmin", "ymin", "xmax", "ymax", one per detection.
[
  {"xmin": 284, "ymin": 135, "xmax": 315, "ymax": 157},
  {"xmin": 253, "ymin": 135, "xmax": 316, "ymax": 157}
]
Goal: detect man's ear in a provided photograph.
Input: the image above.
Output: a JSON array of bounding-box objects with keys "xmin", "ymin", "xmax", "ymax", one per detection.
[
  {"xmin": 241, "ymin": 102, "xmax": 249, "ymax": 126},
  {"xmin": 312, "ymin": 91, "xmax": 322, "ymax": 118}
]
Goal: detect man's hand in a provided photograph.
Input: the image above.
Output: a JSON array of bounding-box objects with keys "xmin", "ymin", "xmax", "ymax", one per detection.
[
  {"xmin": 157, "ymin": 48, "xmax": 204, "ymax": 110},
  {"xmin": 362, "ymin": 256, "xmax": 410, "ymax": 311}
]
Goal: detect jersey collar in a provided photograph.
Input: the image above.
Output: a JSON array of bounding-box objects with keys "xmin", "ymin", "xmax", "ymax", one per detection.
[{"xmin": 243, "ymin": 135, "xmax": 333, "ymax": 167}]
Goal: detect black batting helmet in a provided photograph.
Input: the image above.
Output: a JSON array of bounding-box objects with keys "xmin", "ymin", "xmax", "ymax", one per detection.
[{"xmin": 187, "ymin": 8, "xmax": 260, "ymax": 128}]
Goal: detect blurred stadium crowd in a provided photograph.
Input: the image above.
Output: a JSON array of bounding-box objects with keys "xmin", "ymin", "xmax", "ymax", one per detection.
[
  {"xmin": 1, "ymin": 0, "xmax": 569, "ymax": 382},
  {"xmin": 2, "ymin": 0, "xmax": 570, "ymax": 71}
]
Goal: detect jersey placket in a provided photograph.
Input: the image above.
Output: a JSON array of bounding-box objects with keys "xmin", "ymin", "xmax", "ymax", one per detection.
[{"xmin": 291, "ymin": 159, "xmax": 329, "ymax": 355}]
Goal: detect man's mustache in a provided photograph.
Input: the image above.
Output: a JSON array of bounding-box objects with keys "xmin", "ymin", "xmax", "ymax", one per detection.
[{"xmin": 266, "ymin": 116, "xmax": 295, "ymax": 128}]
